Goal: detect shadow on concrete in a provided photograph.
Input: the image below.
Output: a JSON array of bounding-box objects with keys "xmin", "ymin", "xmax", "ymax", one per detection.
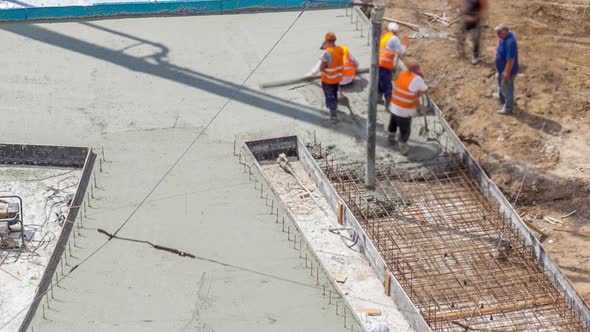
[
  {"xmin": 340, "ymin": 76, "xmax": 369, "ymax": 93},
  {"xmin": 0, "ymin": 22, "xmax": 399, "ymax": 148}
]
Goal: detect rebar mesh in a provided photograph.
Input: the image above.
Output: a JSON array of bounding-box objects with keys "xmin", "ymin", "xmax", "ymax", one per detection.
[{"xmin": 313, "ymin": 149, "xmax": 587, "ymax": 331}]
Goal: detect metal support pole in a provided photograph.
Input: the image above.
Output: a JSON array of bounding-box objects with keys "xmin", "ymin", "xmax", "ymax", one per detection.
[{"xmin": 365, "ymin": 1, "xmax": 384, "ymax": 189}]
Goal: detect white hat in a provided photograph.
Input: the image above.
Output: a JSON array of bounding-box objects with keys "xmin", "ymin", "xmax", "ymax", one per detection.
[
  {"xmin": 494, "ymin": 23, "xmax": 509, "ymax": 32},
  {"xmin": 387, "ymin": 22, "xmax": 400, "ymax": 33}
]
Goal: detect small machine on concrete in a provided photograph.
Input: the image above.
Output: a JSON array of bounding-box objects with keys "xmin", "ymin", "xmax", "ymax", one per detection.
[{"xmin": 0, "ymin": 196, "xmax": 25, "ymax": 249}]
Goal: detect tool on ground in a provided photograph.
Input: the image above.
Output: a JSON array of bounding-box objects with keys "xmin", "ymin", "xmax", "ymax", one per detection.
[
  {"xmin": 328, "ymin": 226, "xmax": 359, "ymax": 248},
  {"xmin": 418, "ymin": 94, "xmax": 433, "ymax": 137},
  {"xmin": 97, "ymin": 228, "xmax": 195, "ymax": 258},
  {"xmin": 276, "ymin": 153, "xmax": 330, "ymax": 218},
  {"xmin": 0, "ymin": 196, "xmax": 25, "ymax": 249},
  {"xmin": 260, "ymin": 67, "xmax": 370, "ymax": 89}
]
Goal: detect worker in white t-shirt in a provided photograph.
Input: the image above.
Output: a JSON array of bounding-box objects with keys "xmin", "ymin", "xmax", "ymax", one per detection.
[{"xmin": 388, "ymin": 63, "xmax": 428, "ymax": 155}]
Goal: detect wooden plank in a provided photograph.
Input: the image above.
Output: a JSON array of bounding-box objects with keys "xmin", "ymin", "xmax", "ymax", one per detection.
[
  {"xmin": 383, "ymin": 17, "xmax": 420, "ymax": 30},
  {"xmin": 260, "ymin": 68, "xmax": 370, "ymax": 89},
  {"xmin": 356, "ymin": 308, "xmax": 382, "ymax": 316},
  {"xmin": 522, "ymin": 219, "xmax": 549, "ymax": 238},
  {"xmin": 431, "ymin": 298, "xmax": 554, "ymax": 321},
  {"xmin": 384, "ymin": 270, "xmax": 391, "ymax": 296},
  {"xmin": 338, "ymin": 200, "xmax": 344, "ymax": 225},
  {"xmin": 332, "ymin": 273, "xmax": 348, "ymax": 283}
]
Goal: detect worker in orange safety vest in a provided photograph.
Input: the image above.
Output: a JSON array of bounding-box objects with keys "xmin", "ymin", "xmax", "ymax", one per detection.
[
  {"xmin": 308, "ymin": 44, "xmax": 359, "ymax": 86},
  {"xmin": 317, "ymin": 32, "xmax": 344, "ymax": 122},
  {"xmin": 388, "ymin": 63, "xmax": 428, "ymax": 155},
  {"xmin": 379, "ymin": 23, "xmax": 410, "ymax": 106}
]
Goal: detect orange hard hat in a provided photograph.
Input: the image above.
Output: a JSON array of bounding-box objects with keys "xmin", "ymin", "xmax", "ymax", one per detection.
[{"xmin": 325, "ymin": 32, "xmax": 337, "ymax": 42}]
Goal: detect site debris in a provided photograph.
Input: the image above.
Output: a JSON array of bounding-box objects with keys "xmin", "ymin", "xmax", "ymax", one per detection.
[{"xmin": 0, "ymin": 166, "xmax": 81, "ymax": 331}]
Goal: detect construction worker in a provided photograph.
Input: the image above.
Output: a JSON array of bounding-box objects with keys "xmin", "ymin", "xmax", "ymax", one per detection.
[
  {"xmin": 308, "ymin": 43, "xmax": 359, "ymax": 86},
  {"xmin": 379, "ymin": 23, "xmax": 409, "ymax": 105},
  {"xmin": 388, "ymin": 63, "xmax": 428, "ymax": 155},
  {"xmin": 494, "ymin": 24, "xmax": 519, "ymax": 115},
  {"xmin": 318, "ymin": 32, "xmax": 344, "ymax": 122},
  {"xmin": 457, "ymin": 0, "xmax": 488, "ymax": 64}
]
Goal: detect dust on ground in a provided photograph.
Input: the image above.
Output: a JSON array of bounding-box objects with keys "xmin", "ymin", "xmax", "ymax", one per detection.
[{"xmin": 384, "ymin": 0, "xmax": 590, "ymax": 301}]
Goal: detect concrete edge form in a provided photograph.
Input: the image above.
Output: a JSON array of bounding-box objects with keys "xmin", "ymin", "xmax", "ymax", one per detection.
[
  {"xmin": 10, "ymin": 145, "xmax": 97, "ymax": 332},
  {"xmin": 0, "ymin": 144, "xmax": 89, "ymax": 168},
  {"xmin": 429, "ymin": 101, "xmax": 590, "ymax": 326},
  {"xmin": 296, "ymin": 139, "xmax": 431, "ymax": 332},
  {"xmin": 242, "ymin": 136, "xmax": 368, "ymax": 332},
  {"xmin": 0, "ymin": 0, "xmax": 347, "ymax": 22},
  {"xmin": 390, "ymin": 33, "xmax": 590, "ymax": 324}
]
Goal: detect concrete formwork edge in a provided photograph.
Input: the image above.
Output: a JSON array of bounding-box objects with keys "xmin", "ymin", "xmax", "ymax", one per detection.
[
  {"xmin": 295, "ymin": 139, "xmax": 431, "ymax": 332},
  {"xmin": 0, "ymin": 0, "xmax": 348, "ymax": 22},
  {"xmin": 14, "ymin": 146, "xmax": 96, "ymax": 332},
  {"xmin": 242, "ymin": 136, "xmax": 368, "ymax": 332},
  {"xmin": 389, "ymin": 43, "xmax": 590, "ymax": 326},
  {"xmin": 0, "ymin": 144, "xmax": 89, "ymax": 168},
  {"xmin": 431, "ymin": 101, "xmax": 590, "ymax": 327}
]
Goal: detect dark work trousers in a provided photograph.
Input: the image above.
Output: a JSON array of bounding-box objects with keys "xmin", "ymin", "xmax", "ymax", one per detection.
[
  {"xmin": 321, "ymin": 82, "xmax": 339, "ymax": 118},
  {"xmin": 378, "ymin": 67, "xmax": 393, "ymax": 103},
  {"xmin": 498, "ymin": 75, "xmax": 515, "ymax": 113},
  {"xmin": 388, "ymin": 113, "xmax": 412, "ymax": 143},
  {"xmin": 458, "ymin": 18, "xmax": 482, "ymax": 58}
]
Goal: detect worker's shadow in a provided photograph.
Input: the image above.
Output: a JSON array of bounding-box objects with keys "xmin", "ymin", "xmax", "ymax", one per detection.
[
  {"xmin": 339, "ymin": 76, "xmax": 369, "ymax": 93},
  {"xmin": 513, "ymin": 110, "xmax": 562, "ymax": 135}
]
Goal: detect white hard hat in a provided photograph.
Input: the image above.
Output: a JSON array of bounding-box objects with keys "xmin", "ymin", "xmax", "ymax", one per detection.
[{"xmin": 387, "ymin": 22, "xmax": 400, "ymax": 33}]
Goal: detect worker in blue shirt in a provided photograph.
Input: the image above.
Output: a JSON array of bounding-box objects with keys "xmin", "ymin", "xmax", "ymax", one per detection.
[{"xmin": 494, "ymin": 24, "xmax": 520, "ymax": 115}]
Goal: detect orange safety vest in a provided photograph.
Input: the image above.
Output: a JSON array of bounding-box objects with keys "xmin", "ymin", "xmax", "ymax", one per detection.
[
  {"xmin": 391, "ymin": 70, "xmax": 420, "ymax": 109},
  {"xmin": 379, "ymin": 32, "xmax": 396, "ymax": 70},
  {"xmin": 321, "ymin": 46, "xmax": 344, "ymax": 85},
  {"xmin": 341, "ymin": 45, "xmax": 356, "ymax": 79}
]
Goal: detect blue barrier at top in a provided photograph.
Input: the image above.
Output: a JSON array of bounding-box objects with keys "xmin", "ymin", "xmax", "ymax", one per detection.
[{"xmin": 0, "ymin": 0, "xmax": 348, "ymax": 21}]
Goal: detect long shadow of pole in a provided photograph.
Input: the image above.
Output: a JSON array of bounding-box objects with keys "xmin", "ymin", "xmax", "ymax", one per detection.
[{"xmin": 1, "ymin": 22, "xmax": 395, "ymax": 147}]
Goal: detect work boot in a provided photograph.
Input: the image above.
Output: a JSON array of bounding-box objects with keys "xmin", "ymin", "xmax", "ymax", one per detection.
[
  {"xmin": 329, "ymin": 111, "xmax": 338, "ymax": 124},
  {"xmin": 387, "ymin": 133, "xmax": 396, "ymax": 145},
  {"xmin": 399, "ymin": 142, "xmax": 410, "ymax": 155}
]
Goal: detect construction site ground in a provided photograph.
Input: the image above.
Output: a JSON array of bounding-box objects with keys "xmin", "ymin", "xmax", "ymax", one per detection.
[{"xmin": 385, "ymin": 0, "xmax": 590, "ymax": 302}]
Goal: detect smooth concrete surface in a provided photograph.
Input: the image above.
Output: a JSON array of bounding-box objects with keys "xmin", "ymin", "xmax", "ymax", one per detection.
[{"xmin": 0, "ymin": 9, "xmax": 387, "ymax": 331}]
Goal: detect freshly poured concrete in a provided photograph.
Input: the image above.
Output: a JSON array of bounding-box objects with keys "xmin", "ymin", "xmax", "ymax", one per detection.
[{"xmin": 0, "ymin": 9, "xmax": 435, "ymax": 331}]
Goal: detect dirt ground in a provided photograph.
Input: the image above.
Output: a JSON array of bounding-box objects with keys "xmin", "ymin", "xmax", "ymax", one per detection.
[{"xmin": 384, "ymin": 0, "xmax": 590, "ymax": 302}]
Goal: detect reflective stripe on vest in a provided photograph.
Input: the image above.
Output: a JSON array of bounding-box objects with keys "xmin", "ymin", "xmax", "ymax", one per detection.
[
  {"xmin": 341, "ymin": 45, "xmax": 356, "ymax": 79},
  {"xmin": 321, "ymin": 46, "xmax": 344, "ymax": 84},
  {"xmin": 379, "ymin": 32, "xmax": 396, "ymax": 70},
  {"xmin": 391, "ymin": 70, "xmax": 420, "ymax": 109}
]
